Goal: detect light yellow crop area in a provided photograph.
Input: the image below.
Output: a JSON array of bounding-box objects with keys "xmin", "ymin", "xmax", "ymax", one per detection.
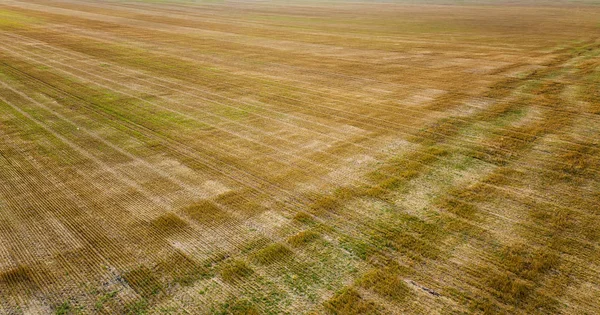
[
  {"xmin": 0, "ymin": 0, "xmax": 599, "ymax": 314},
  {"xmin": 0, "ymin": 8, "xmax": 38, "ymax": 28}
]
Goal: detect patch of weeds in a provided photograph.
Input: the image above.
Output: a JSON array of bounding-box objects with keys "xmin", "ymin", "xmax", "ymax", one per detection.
[
  {"xmin": 389, "ymin": 232, "xmax": 440, "ymax": 260},
  {"xmin": 238, "ymin": 236, "xmax": 271, "ymax": 254},
  {"xmin": 151, "ymin": 213, "xmax": 189, "ymax": 236},
  {"xmin": 485, "ymin": 77, "xmax": 523, "ymax": 98},
  {"xmin": 582, "ymin": 82, "xmax": 600, "ymax": 114},
  {"xmin": 368, "ymin": 218, "xmax": 441, "ymax": 261},
  {"xmin": 412, "ymin": 117, "xmax": 465, "ymax": 144},
  {"xmin": 182, "ymin": 200, "xmax": 231, "ymax": 225},
  {"xmin": 521, "ymin": 290, "xmax": 561, "ymax": 314},
  {"xmin": 220, "ymin": 260, "xmax": 254, "ymax": 283},
  {"xmin": 323, "ymin": 288, "xmax": 381, "ymax": 315},
  {"xmin": 533, "ymin": 81, "xmax": 564, "ymax": 96},
  {"xmin": 251, "ymin": 243, "xmax": 293, "ymax": 265},
  {"xmin": 549, "ymin": 141, "xmax": 599, "ymax": 180},
  {"xmin": 440, "ymin": 216, "xmax": 486, "ymax": 241},
  {"xmin": 482, "ymin": 167, "xmax": 519, "ymax": 186},
  {"xmin": 364, "ymin": 146, "xmax": 450, "ymax": 199},
  {"xmin": 293, "ymin": 211, "xmax": 316, "ymax": 225},
  {"xmin": 528, "ymin": 201, "xmax": 575, "ymax": 231},
  {"xmin": 446, "ymin": 184, "xmax": 491, "ymax": 203},
  {"xmin": 369, "ymin": 159, "xmax": 417, "ymax": 184},
  {"xmin": 125, "ymin": 299, "xmax": 148, "ymax": 315},
  {"xmin": 215, "ymin": 191, "xmax": 265, "ymax": 216},
  {"xmin": 468, "ymin": 126, "xmax": 541, "ymax": 166},
  {"xmin": 156, "ymin": 251, "xmax": 210, "ymax": 286},
  {"xmin": 157, "ymin": 306, "xmax": 179, "ymax": 314},
  {"xmin": 309, "ymin": 194, "xmax": 343, "ymax": 215},
  {"xmin": 377, "ymin": 176, "xmax": 412, "ymax": 192},
  {"xmin": 468, "ymin": 295, "xmax": 502, "ymax": 314},
  {"xmin": 287, "ymin": 230, "xmax": 320, "ymax": 247},
  {"xmin": 228, "ymin": 299, "xmax": 259, "ymax": 315},
  {"xmin": 334, "ymin": 186, "xmax": 361, "ymax": 199},
  {"xmin": 340, "ymin": 212, "xmax": 445, "ymax": 263},
  {"xmin": 556, "ymin": 150, "xmax": 592, "ymax": 177},
  {"xmin": 497, "ymin": 244, "xmax": 560, "ymax": 281},
  {"xmin": 284, "ymin": 262, "xmax": 321, "ymax": 290},
  {"xmin": 476, "ymin": 99, "xmax": 521, "ymax": 122},
  {"xmin": 122, "ymin": 266, "xmax": 163, "ymax": 298},
  {"xmin": 54, "ymin": 302, "xmax": 75, "ymax": 315},
  {"xmin": 487, "ymin": 271, "xmax": 533, "ymax": 305},
  {"xmin": 357, "ymin": 268, "xmax": 410, "ymax": 301},
  {"xmin": 469, "ymin": 243, "xmax": 562, "ymax": 311},
  {"xmin": 94, "ymin": 290, "xmax": 118, "ymax": 311},
  {"xmin": 0, "ymin": 265, "xmax": 32, "ymax": 286},
  {"xmin": 215, "ymin": 297, "xmax": 259, "ymax": 315},
  {"xmin": 420, "ymin": 145, "xmax": 451, "ymax": 161},
  {"xmin": 437, "ymin": 198, "xmax": 478, "ymax": 219},
  {"xmin": 549, "ymin": 208, "xmax": 575, "ymax": 230},
  {"xmin": 339, "ymin": 237, "xmax": 372, "ymax": 260},
  {"xmin": 400, "ymin": 214, "xmax": 443, "ymax": 239},
  {"xmin": 202, "ymin": 251, "xmax": 230, "ymax": 269},
  {"xmin": 494, "ymin": 106, "xmax": 527, "ymax": 127},
  {"xmin": 426, "ymin": 93, "xmax": 462, "ymax": 111}
]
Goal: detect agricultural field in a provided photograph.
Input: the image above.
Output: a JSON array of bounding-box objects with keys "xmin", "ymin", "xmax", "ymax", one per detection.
[{"xmin": 0, "ymin": 0, "xmax": 599, "ymax": 313}]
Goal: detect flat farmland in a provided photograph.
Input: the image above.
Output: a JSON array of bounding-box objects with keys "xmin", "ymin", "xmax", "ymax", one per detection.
[{"xmin": 0, "ymin": 0, "xmax": 599, "ymax": 313}]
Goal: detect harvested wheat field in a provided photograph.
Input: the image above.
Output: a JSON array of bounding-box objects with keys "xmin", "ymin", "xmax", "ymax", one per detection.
[{"xmin": 0, "ymin": 0, "xmax": 599, "ymax": 313}]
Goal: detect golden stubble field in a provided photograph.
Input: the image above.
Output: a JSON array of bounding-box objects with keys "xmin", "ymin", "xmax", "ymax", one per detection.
[{"xmin": 0, "ymin": 0, "xmax": 599, "ymax": 313}]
